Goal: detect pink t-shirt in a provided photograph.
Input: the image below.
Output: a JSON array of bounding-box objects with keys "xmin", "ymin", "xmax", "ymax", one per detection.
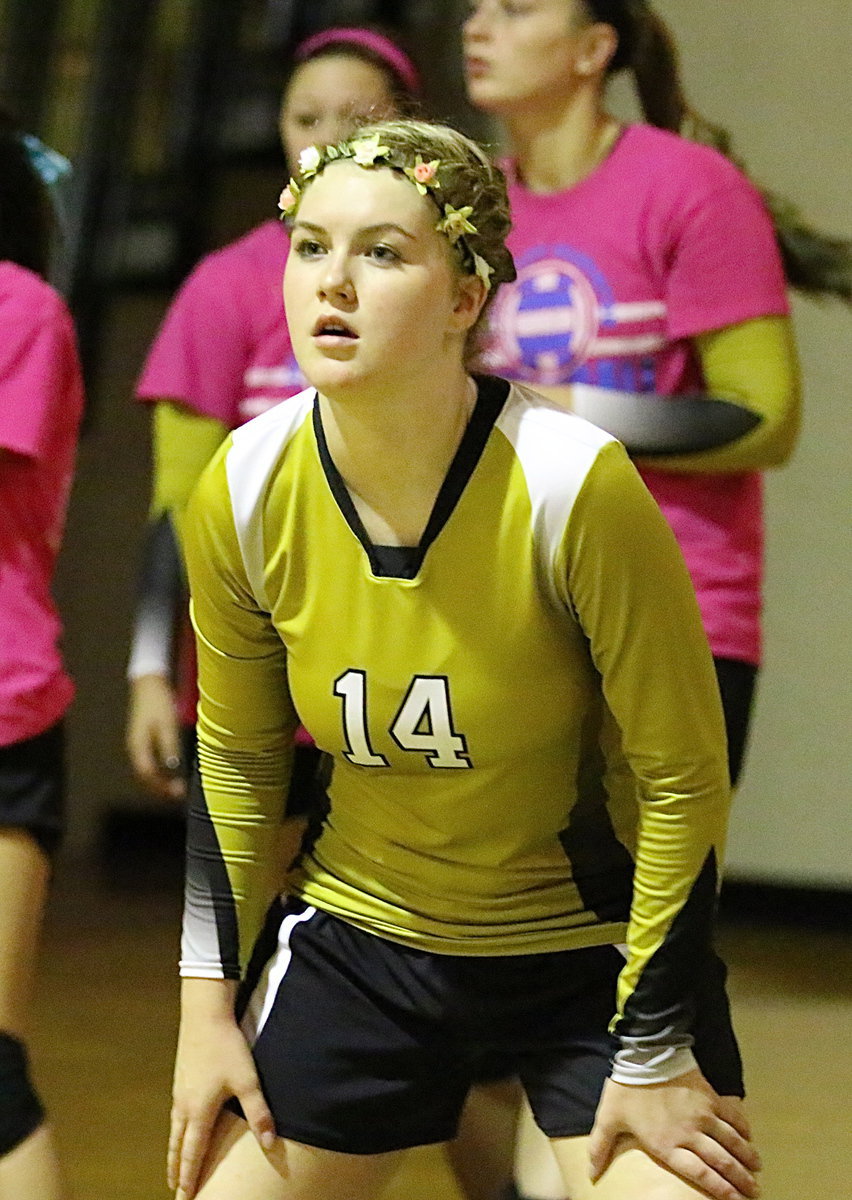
[
  {"xmin": 136, "ymin": 220, "xmax": 305, "ymax": 423},
  {"xmin": 0, "ymin": 262, "xmax": 83, "ymax": 745},
  {"xmin": 482, "ymin": 125, "xmax": 789, "ymax": 664}
]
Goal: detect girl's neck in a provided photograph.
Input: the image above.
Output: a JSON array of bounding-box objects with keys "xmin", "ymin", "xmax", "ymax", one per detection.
[
  {"xmin": 505, "ymin": 95, "xmax": 620, "ymax": 195},
  {"xmin": 319, "ymin": 367, "xmax": 476, "ymax": 547}
]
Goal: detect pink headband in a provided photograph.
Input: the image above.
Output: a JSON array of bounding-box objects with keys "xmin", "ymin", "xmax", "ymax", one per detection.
[{"xmin": 294, "ymin": 28, "xmax": 422, "ymax": 98}]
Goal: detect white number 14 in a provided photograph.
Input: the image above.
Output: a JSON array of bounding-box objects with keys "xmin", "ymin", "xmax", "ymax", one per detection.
[{"xmin": 334, "ymin": 670, "xmax": 471, "ymax": 769}]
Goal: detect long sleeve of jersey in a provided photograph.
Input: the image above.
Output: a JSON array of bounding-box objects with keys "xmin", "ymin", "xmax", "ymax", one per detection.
[
  {"xmin": 179, "ymin": 439, "xmax": 297, "ymax": 979},
  {"xmin": 555, "ymin": 439, "xmax": 732, "ymax": 1083}
]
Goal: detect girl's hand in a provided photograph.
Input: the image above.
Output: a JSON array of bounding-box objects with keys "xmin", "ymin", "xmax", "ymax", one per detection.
[
  {"xmin": 168, "ymin": 983, "xmax": 276, "ymax": 1199},
  {"xmin": 126, "ymin": 673, "xmax": 186, "ymax": 800},
  {"xmin": 588, "ymin": 1068, "xmax": 761, "ymax": 1200}
]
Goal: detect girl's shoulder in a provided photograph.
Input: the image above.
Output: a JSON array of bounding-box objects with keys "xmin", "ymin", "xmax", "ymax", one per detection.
[
  {"xmin": 0, "ymin": 259, "xmax": 71, "ymax": 329},
  {"xmin": 616, "ymin": 124, "xmax": 752, "ymax": 195}
]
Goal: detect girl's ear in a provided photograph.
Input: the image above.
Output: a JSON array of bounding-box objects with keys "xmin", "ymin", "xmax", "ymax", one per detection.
[
  {"xmin": 575, "ymin": 21, "xmax": 619, "ymax": 77},
  {"xmin": 449, "ymin": 273, "xmax": 488, "ymax": 334}
]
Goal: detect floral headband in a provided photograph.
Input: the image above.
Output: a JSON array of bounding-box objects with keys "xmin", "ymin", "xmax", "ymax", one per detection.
[{"xmin": 278, "ymin": 132, "xmax": 495, "ymax": 290}]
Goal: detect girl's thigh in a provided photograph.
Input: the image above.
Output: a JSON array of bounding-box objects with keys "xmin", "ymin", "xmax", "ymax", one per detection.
[
  {"xmin": 551, "ymin": 1134, "xmax": 720, "ymax": 1200},
  {"xmin": 194, "ymin": 1111, "xmax": 403, "ymax": 1200}
]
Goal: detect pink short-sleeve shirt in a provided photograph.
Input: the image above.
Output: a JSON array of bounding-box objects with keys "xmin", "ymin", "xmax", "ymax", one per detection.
[
  {"xmin": 136, "ymin": 220, "xmax": 305, "ymax": 424},
  {"xmin": 482, "ymin": 125, "xmax": 789, "ymax": 664},
  {"xmin": 0, "ymin": 262, "xmax": 83, "ymax": 745}
]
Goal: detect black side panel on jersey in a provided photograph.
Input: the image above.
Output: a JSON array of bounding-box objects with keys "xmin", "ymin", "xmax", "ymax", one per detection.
[{"xmin": 558, "ymin": 764, "xmax": 634, "ymax": 925}]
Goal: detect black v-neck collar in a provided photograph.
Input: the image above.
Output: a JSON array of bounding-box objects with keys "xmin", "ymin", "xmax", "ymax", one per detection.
[{"xmin": 313, "ymin": 375, "xmax": 510, "ymax": 579}]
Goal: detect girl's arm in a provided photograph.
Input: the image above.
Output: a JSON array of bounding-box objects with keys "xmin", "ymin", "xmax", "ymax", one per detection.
[
  {"xmin": 534, "ymin": 314, "xmax": 801, "ymax": 470},
  {"xmin": 125, "ymin": 403, "xmax": 227, "ymax": 796},
  {"xmin": 170, "ymin": 440, "xmax": 297, "ymax": 1197},
  {"xmin": 558, "ymin": 442, "xmax": 760, "ymax": 1198}
]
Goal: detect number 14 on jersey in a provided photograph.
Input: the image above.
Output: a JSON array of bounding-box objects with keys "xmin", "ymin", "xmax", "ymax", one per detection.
[{"xmin": 334, "ymin": 669, "xmax": 472, "ymax": 769}]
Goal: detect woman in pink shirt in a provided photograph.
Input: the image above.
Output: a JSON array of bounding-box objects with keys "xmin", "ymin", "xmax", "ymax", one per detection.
[
  {"xmin": 125, "ymin": 27, "xmax": 423, "ymax": 804},
  {"xmin": 460, "ymin": 3, "xmax": 849, "ymax": 1198},
  {"xmin": 0, "ymin": 109, "xmax": 84, "ymax": 1200}
]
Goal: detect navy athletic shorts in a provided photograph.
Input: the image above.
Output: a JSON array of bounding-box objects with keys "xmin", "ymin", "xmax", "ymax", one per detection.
[
  {"xmin": 0, "ymin": 722, "xmax": 65, "ymax": 856},
  {"xmin": 229, "ymin": 896, "xmax": 743, "ymax": 1154}
]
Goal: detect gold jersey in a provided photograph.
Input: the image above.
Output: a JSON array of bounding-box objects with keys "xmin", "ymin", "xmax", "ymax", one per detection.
[{"xmin": 181, "ymin": 377, "xmax": 730, "ymax": 1050}]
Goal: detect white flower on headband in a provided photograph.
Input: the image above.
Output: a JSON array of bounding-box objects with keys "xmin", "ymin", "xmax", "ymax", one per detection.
[
  {"xmin": 472, "ymin": 253, "xmax": 494, "ymax": 290},
  {"xmin": 436, "ymin": 203, "xmax": 477, "ymax": 244},
  {"xmin": 350, "ymin": 133, "xmax": 391, "ymax": 166},
  {"xmin": 298, "ymin": 145, "xmax": 322, "ymax": 178},
  {"xmin": 404, "ymin": 156, "xmax": 440, "ymax": 195}
]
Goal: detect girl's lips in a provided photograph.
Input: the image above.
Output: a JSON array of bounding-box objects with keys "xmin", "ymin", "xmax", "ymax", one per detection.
[
  {"xmin": 464, "ymin": 57, "xmax": 490, "ymax": 77},
  {"xmin": 312, "ymin": 316, "xmax": 358, "ymax": 339}
]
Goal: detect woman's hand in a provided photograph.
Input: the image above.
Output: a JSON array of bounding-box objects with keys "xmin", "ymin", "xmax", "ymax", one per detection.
[
  {"xmin": 169, "ymin": 979, "xmax": 276, "ymax": 1199},
  {"xmin": 126, "ymin": 673, "xmax": 186, "ymax": 800},
  {"xmin": 588, "ymin": 1068, "xmax": 761, "ymax": 1200}
]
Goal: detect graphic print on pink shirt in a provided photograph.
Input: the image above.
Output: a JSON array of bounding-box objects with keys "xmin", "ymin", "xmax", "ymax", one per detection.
[{"xmin": 485, "ymin": 245, "xmax": 666, "ymax": 392}]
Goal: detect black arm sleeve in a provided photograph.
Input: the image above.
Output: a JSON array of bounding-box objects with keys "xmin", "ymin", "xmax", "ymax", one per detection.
[
  {"xmin": 127, "ymin": 512, "xmax": 186, "ymax": 679},
  {"xmin": 570, "ymin": 389, "xmax": 761, "ymax": 456}
]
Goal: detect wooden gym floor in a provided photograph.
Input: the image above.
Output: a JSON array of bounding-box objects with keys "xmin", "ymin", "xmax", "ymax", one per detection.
[{"xmin": 29, "ymin": 839, "xmax": 852, "ymax": 1200}]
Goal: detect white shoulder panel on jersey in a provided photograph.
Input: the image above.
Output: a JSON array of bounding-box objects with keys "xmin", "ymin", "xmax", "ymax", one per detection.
[
  {"xmin": 496, "ymin": 383, "xmax": 616, "ymax": 599},
  {"xmin": 225, "ymin": 387, "xmax": 315, "ymax": 609}
]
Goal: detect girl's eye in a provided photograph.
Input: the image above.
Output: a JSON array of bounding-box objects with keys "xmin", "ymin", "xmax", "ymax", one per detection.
[
  {"xmin": 368, "ymin": 244, "xmax": 401, "ymax": 265},
  {"xmin": 292, "ymin": 113, "xmax": 318, "ymax": 129},
  {"xmin": 294, "ymin": 238, "xmax": 325, "ymax": 258}
]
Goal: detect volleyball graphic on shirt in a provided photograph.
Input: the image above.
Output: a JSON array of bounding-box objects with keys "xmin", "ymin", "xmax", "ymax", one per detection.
[
  {"xmin": 483, "ymin": 245, "xmax": 672, "ymax": 394},
  {"xmin": 485, "ymin": 247, "xmax": 616, "ymax": 384}
]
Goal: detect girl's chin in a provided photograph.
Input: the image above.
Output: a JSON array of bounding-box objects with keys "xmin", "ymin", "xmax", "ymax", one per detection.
[{"xmin": 304, "ymin": 369, "xmax": 370, "ymax": 398}]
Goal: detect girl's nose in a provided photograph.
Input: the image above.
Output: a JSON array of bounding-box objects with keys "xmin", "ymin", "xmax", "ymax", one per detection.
[{"xmin": 318, "ymin": 255, "xmax": 355, "ymax": 303}]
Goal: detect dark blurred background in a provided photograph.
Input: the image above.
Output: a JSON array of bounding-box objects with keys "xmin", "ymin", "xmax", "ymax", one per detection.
[
  {"xmin": 1, "ymin": 5, "xmax": 849, "ymax": 1197},
  {"xmin": 0, "ymin": 0, "xmax": 848, "ymax": 896}
]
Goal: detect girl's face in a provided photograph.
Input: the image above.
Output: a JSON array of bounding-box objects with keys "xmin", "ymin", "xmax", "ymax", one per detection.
[
  {"xmin": 462, "ymin": 0, "xmax": 594, "ymax": 114},
  {"xmin": 284, "ymin": 162, "xmax": 483, "ymax": 398},
  {"xmin": 280, "ymin": 55, "xmax": 397, "ymax": 170}
]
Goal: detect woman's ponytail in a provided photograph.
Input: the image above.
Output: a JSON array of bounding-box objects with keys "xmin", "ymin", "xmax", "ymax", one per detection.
[{"xmin": 591, "ymin": 0, "xmax": 852, "ymax": 304}]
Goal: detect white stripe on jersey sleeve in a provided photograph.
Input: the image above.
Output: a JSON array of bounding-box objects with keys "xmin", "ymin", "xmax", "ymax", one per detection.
[
  {"xmin": 496, "ymin": 383, "xmax": 616, "ymax": 605},
  {"xmin": 225, "ymin": 387, "xmax": 315, "ymax": 610}
]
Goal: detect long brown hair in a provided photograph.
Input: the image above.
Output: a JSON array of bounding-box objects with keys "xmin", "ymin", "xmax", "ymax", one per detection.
[{"xmin": 583, "ymin": 0, "xmax": 852, "ymax": 303}]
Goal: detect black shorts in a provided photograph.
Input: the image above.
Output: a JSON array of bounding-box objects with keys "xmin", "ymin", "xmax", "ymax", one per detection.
[
  {"xmin": 231, "ymin": 897, "xmax": 743, "ymax": 1154},
  {"xmin": 0, "ymin": 722, "xmax": 65, "ymax": 856}
]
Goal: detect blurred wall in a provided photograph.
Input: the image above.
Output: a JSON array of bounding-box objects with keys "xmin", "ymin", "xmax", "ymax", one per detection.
[
  {"xmin": 57, "ymin": 2, "xmax": 851, "ymax": 887},
  {"xmin": 648, "ymin": 1, "xmax": 851, "ymax": 886}
]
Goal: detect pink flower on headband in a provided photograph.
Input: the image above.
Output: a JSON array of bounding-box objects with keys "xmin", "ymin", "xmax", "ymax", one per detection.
[
  {"xmin": 404, "ymin": 156, "xmax": 441, "ymax": 196},
  {"xmin": 278, "ymin": 180, "xmax": 300, "ymax": 217}
]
